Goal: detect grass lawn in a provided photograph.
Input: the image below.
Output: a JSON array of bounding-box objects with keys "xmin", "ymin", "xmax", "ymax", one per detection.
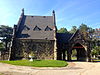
[
  {"xmin": 92, "ymin": 59, "xmax": 100, "ymax": 62},
  {"xmin": 0, "ymin": 73, "xmax": 4, "ymax": 75},
  {"xmin": 72, "ymin": 57, "xmax": 77, "ymax": 60},
  {"xmin": 0, "ymin": 60, "xmax": 68, "ymax": 67}
]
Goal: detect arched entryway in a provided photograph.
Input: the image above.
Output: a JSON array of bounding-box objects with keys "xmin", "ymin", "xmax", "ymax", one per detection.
[{"xmin": 71, "ymin": 43, "xmax": 87, "ymax": 61}]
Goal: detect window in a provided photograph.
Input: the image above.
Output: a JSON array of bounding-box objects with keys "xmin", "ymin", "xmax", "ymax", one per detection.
[
  {"xmin": 43, "ymin": 16, "xmax": 46, "ymax": 18},
  {"xmin": 33, "ymin": 26, "xmax": 41, "ymax": 31},
  {"xmin": 23, "ymin": 25, "xmax": 30, "ymax": 30},
  {"xmin": 31, "ymin": 16, "xmax": 34, "ymax": 18},
  {"xmin": 45, "ymin": 26, "xmax": 52, "ymax": 31},
  {"xmin": 22, "ymin": 34, "xmax": 30, "ymax": 38}
]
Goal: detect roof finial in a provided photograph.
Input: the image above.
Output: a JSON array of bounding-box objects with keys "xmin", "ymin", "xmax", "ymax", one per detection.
[
  {"xmin": 52, "ymin": 10, "xmax": 55, "ymax": 14},
  {"xmin": 52, "ymin": 10, "xmax": 56, "ymax": 26},
  {"xmin": 22, "ymin": 8, "xmax": 24, "ymax": 13}
]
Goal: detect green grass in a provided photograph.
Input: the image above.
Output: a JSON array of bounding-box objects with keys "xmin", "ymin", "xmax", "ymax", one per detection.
[
  {"xmin": 0, "ymin": 73, "xmax": 4, "ymax": 75},
  {"xmin": 92, "ymin": 59, "xmax": 100, "ymax": 62},
  {"xmin": 0, "ymin": 60, "xmax": 68, "ymax": 67},
  {"xmin": 72, "ymin": 57, "xmax": 77, "ymax": 60}
]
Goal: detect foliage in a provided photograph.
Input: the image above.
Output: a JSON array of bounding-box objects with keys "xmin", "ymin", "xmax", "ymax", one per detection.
[
  {"xmin": 79, "ymin": 23, "xmax": 94, "ymax": 41},
  {"xmin": 79, "ymin": 23, "xmax": 89, "ymax": 32},
  {"xmin": 0, "ymin": 25, "xmax": 13, "ymax": 51},
  {"xmin": 0, "ymin": 43, "xmax": 5, "ymax": 51},
  {"xmin": 69, "ymin": 26, "xmax": 77, "ymax": 33},
  {"xmin": 0, "ymin": 25, "xmax": 13, "ymax": 37},
  {"xmin": 91, "ymin": 49, "xmax": 99, "ymax": 56},
  {"xmin": 79, "ymin": 23, "xmax": 94, "ymax": 34},
  {"xmin": 0, "ymin": 25, "xmax": 13, "ymax": 43},
  {"xmin": 91, "ymin": 46, "xmax": 100, "ymax": 57},
  {"xmin": 72, "ymin": 49, "xmax": 77, "ymax": 57},
  {"xmin": 79, "ymin": 24, "xmax": 89, "ymax": 40},
  {"xmin": 57, "ymin": 28, "xmax": 69, "ymax": 33},
  {"xmin": 0, "ymin": 60, "xmax": 68, "ymax": 67}
]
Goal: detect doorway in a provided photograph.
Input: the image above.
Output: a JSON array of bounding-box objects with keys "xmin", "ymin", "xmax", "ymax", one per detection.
[{"xmin": 71, "ymin": 43, "xmax": 87, "ymax": 61}]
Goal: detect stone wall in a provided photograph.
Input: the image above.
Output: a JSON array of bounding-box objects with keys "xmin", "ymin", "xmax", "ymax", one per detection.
[
  {"xmin": 12, "ymin": 39, "xmax": 54, "ymax": 60},
  {"xmin": 0, "ymin": 51, "xmax": 9, "ymax": 60}
]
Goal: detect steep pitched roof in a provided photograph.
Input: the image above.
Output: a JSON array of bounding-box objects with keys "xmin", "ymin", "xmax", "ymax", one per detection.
[
  {"xmin": 69, "ymin": 30, "xmax": 79, "ymax": 41},
  {"xmin": 24, "ymin": 16, "xmax": 54, "ymax": 26},
  {"xmin": 16, "ymin": 11, "xmax": 56, "ymax": 40},
  {"xmin": 57, "ymin": 33, "xmax": 73, "ymax": 43}
]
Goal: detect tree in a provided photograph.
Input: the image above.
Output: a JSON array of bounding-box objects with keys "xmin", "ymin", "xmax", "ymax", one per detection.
[
  {"xmin": 72, "ymin": 49, "xmax": 77, "ymax": 57},
  {"xmin": 79, "ymin": 23, "xmax": 89, "ymax": 32},
  {"xmin": 0, "ymin": 25, "xmax": 13, "ymax": 51},
  {"xmin": 79, "ymin": 23, "xmax": 94, "ymax": 41},
  {"xmin": 78, "ymin": 23, "xmax": 89, "ymax": 41},
  {"xmin": 91, "ymin": 46, "xmax": 100, "ymax": 58},
  {"xmin": 0, "ymin": 25, "xmax": 13, "ymax": 37},
  {"xmin": 69, "ymin": 26, "xmax": 77, "ymax": 33},
  {"xmin": 0, "ymin": 42, "xmax": 5, "ymax": 51},
  {"xmin": 57, "ymin": 28, "xmax": 69, "ymax": 33}
]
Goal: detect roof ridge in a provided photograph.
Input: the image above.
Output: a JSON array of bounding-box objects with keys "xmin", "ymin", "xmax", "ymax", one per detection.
[{"xmin": 25, "ymin": 15, "xmax": 53, "ymax": 17}]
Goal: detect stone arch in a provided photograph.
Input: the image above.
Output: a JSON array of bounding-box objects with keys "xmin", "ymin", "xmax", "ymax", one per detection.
[
  {"xmin": 71, "ymin": 43, "xmax": 87, "ymax": 61},
  {"xmin": 67, "ymin": 30, "xmax": 91, "ymax": 62}
]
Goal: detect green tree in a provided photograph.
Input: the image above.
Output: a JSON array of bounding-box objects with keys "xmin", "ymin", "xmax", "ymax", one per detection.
[
  {"xmin": 0, "ymin": 25, "xmax": 13, "ymax": 37},
  {"xmin": 0, "ymin": 42, "xmax": 5, "ymax": 51},
  {"xmin": 79, "ymin": 23, "xmax": 94, "ymax": 41},
  {"xmin": 69, "ymin": 26, "xmax": 77, "ymax": 33},
  {"xmin": 57, "ymin": 28, "xmax": 69, "ymax": 33},
  {"xmin": 0, "ymin": 25, "xmax": 13, "ymax": 51},
  {"xmin": 79, "ymin": 23, "xmax": 89, "ymax": 32},
  {"xmin": 72, "ymin": 49, "xmax": 77, "ymax": 57},
  {"xmin": 91, "ymin": 46, "xmax": 100, "ymax": 58},
  {"xmin": 79, "ymin": 23, "xmax": 94, "ymax": 35},
  {"xmin": 79, "ymin": 23, "xmax": 89, "ymax": 41}
]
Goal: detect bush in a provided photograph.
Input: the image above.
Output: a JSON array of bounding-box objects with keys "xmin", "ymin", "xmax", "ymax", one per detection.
[{"xmin": 91, "ymin": 46, "xmax": 100, "ymax": 58}]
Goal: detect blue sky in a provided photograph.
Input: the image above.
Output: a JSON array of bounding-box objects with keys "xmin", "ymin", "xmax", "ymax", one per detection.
[{"xmin": 0, "ymin": 0, "xmax": 100, "ymax": 30}]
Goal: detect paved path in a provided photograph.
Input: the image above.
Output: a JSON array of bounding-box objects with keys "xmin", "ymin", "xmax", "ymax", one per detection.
[{"xmin": 0, "ymin": 62, "xmax": 100, "ymax": 75}]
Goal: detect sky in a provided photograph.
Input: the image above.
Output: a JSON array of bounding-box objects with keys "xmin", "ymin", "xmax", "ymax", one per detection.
[{"xmin": 0, "ymin": 0, "xmax": 100, "ymax": 30}]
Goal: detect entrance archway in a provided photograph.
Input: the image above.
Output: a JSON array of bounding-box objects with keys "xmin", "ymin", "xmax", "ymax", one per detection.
[{"xmin": 71, "ymin": 43, "xmax": 87, "ymax": 61}]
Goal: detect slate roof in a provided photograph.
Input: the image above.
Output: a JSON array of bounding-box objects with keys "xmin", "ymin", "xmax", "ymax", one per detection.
[
  {"xmin": 69, "ymin": 30, "xmax": 79, "ymax": 41},
  {"xmin": 16, "ymin": 13, "xmax": 56, "ymax": 40},
  {"xmin": 57, "ymin": 33, "xmax": 73, "ymax": 43},
  {"xmin": 24, "ymin": 16, "xmax": 54, "ymax": 26}
]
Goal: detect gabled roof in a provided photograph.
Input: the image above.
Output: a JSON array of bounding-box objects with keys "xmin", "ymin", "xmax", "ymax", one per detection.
[
  {"xmin": 57, "ymin": 33, "xmax": 73, "ymax": 43},
  {"xmin": 15, "ymin": 10, "xmax": 56, "ymax": 40},
  {"xmin": 69, "ymin": 29, "xmax": 79, "ymax": 41},
  {"xmin": 24, "ymin": 16, "xmax": 54, "ymax": 26}
]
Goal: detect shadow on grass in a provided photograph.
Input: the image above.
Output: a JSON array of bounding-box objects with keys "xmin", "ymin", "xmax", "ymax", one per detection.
[
  {"xmin": 34, "ymin": 59, "xmax": 41, "ymax": 61},
  {"xmin": 66, "ymin": 59, "xmax": 100, "ymax": 62},
  {"xmin": 66, "ymin": 60, "xmax": 87, "ymax": 62},
  {"xmin": 92, "ymin": 60, "xmax": 100, "ymax": 62}
]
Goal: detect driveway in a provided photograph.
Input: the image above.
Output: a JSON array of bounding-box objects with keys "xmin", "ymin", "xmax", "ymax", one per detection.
[{"xmin": 0, "ymin": 62, "xmax": 100, "ymax": 75}]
